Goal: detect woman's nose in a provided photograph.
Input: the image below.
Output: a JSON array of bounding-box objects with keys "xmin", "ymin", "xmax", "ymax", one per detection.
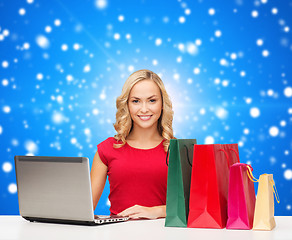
[{"xmin": 140, "ymin": 102, "xmax": 148, "ymax": 112}]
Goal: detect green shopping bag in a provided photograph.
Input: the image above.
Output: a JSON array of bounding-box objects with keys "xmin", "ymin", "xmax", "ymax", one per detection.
[{"xmin": 165, "ymin": 139, "xmax": 197, "ymax": 227}]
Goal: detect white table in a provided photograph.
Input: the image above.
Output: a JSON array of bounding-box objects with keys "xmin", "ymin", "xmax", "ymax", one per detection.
[{"xmin": 0, "ymin": 216, "xmax": 291, "ymax": 240}]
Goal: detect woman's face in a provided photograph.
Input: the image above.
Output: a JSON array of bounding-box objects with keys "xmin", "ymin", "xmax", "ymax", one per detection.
[{"xmin": 128, "ymin": 79, "xmax": 163, "ymax": 131}]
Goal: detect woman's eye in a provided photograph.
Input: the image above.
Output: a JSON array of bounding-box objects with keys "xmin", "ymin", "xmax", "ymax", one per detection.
[
  {"xmin": 150, "ymin": 99, "xmax": 156, "ymax": 103},
  {"xmin": 132, "ymin": 100, "xmax": 139, "ymax": 103}
]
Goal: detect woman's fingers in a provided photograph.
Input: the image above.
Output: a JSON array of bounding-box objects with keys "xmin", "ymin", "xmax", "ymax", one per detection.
[{"xmin": 118, "ymin": 205, "xmax": 142, "ymax": 217}]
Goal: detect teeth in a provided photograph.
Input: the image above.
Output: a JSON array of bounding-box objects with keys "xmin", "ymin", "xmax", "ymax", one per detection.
[{"xmin": 139, "ymin": 116, "xmax": 151, "ymax": 120}]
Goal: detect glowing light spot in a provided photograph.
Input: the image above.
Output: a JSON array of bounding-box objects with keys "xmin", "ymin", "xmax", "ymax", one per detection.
[
  {"xmin": 271, "ymin": 8, "xmax": 278, "ymax": 15},
  {"xmin": 195, "ymin": 39, "xmax": 202, "ymax": 46},
  {"xmin": 36, "ymin": 73, "xmax": 43, "ymax": 80},
  {"xmin": 284, "ymin": 169, "xmax": 292, "ymax": 180},
  {"xmin": 262, "ymin": 49, "xmax": 269, "ymax": 57},
  {"xmin": 250, "ymin": 107, "xmax": 260, "ymax": 118},
  {"xmin": 2, "ymin": 61, "xmax": 9, "ymax": 68},
  {"xmin": 54, "ymin": 19, "xmax": 61, "ymax": 26},
  {"xmin": 25, "ymin": 140, "xmax": 38, "ymax": 154},
  {"xmin": 193, "ymin": 67, "xmax": 200, "ymax": 75},
  {"xmin": 73, "ymin": 43, "xmax": 80, "ymax": 50},
  {"xmin": 95, "ymin": 0, "xmax": 107, "ymax": 9},
  {"xmin": 244, "ymin": 128, "xmax": 250, "ymax": 134},
  {"xmin": 179, "ymin": 16, "xmax": 186, "ymax": 23},
  {"xmin": 71, "ymin": 138, "xmax": 77, "ymax": 144},
  {"xmin": 52, "ymin": 112, "xmax": 64, "ymax": 124},
  {"xmin": 3, "ymin": 106, "xmax": 11, "ymax": 113},
  {"xmin": 185, "ymin": 9, "xmax": 191, "ymax": 15},
  {"xmin": 8, "ymin": 183, "xmax": 17, "ymax": 194},
  {"xmin": 36, "ymin": 35, "xmax": 50, "ymax": 49},
  {"xmin": 84, "ymin": 128, "xmax": 91, "ymax": 135},
  {"xmin": 284, "ymin": 87, "xmax": 292, "ymax": 97},
  {"xmin": 205, "ymin": 136, "xmax": 215, "ymax": 144},
  {"xmin": 19, "ymin": 8, "xmax": 26, "ymax": 15},
  {"xmin": 3, "ymin": 29, "xmax": 10, "ymax": 37},
  {"xmin": 45, "ymin": 26, "xmax": 52, "ymax": 33},
  {"xmin": 83, "ymin": 64, "xmax": 91, "ymax": 73},
  {"xmin": 209, "ymin": 8, "xmax": 215, "ymax": 15},
  {"xmin": 66, "ymin": 75, "xmax": 73, "ymax": 82},
  {"xmin": 155, "ymin": 38, "xmax": 162, "ymax": 46},
  {"xmin": 2, "ymin": 162, "xmax": 12, "ymax": 173},
  {"xmin": 114, "ymin": 33, "xmax": 120, "ymax": 40},
  {"xmin": 257, "ymin": 39, "xmax": 263, "ymax": 46},
  {"xmin": 186, "ymin": 42, "xmax": 198, "ymax": 55},
  {"xmin": 92, "ymin": 108, "xmax": 99, "ymax": 115},
  {"xmin": 2, "ymin": 79, "xmax": 9, "ymax": 86},
  {"xmin": 269, "ymin": 126, "xmax": 279, "ymax": 137},
  {"xmin": 215, "ymin": 30, "xmax": 222, "ymax": 37},
  {"xmin": 118, "ymin": 15, "xmax": 124, "ymax": 22},
  {"xmin": 251, "ymin": 10, "xmax": 259, "ymax": 18},
  {"xmin": 215, "ymin": 107, "xmax": 228, "ymax": 119},
  {"xmin": 61, "ymin": 44, "xmax": 68, "ymax": 51}
]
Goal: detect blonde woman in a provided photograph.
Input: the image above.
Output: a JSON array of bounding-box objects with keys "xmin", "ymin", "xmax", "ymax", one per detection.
[{"xmin": 90, "ymin": 69, "xmax": 174, "ymax": 219}]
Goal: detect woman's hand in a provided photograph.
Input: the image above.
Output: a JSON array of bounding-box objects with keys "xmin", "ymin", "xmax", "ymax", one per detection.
[{"xmin": 117, "ymin": 205, "xmax": 166, "ymax": 220}]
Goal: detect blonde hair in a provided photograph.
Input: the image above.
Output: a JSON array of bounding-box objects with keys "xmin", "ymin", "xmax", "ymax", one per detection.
[{"xmin": 113, "ymin": 69, "xmax": 174, "ymax": 152}]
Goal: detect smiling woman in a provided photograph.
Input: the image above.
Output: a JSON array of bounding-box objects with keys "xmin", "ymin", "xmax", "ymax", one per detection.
[{"xmin": 90, "ymin": 69, "xmax": 175, "ymax": 219}]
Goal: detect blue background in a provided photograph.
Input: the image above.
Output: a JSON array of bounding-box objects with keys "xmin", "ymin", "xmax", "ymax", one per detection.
[{"xmin": 0, "ymin": 0, "xmax": 291, "ymax": 216}]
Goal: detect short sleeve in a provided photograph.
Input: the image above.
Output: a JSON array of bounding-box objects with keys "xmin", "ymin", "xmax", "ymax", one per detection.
[{"xmin": 97, "ymin": 137, "xmax": 115, "ymax": 166}]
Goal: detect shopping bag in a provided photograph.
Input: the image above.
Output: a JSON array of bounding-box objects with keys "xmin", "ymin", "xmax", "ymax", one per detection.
[
  {"xmin": 165, "ymin": 139, "xmax": 197, "ymax": 227},
  {"xmin": 187, "ymin": 144, "xmax": 240, "ymax": 229},
  {"xmin": 226, "ymin": 163, "xmax": 256, "ymax": 230},
  {"xmin": 252, "ymin": 173, "xmax": 280, "ymax": 231}
]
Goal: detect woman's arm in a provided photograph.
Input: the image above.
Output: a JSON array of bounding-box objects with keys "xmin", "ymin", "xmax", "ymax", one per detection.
[
  {"xmin": 90, "ymin": 150, "xmax": 108, "ymax": 210},
  {"xmin": 117, "ymin": 205, "xmax": 166, "ymax": 219}
]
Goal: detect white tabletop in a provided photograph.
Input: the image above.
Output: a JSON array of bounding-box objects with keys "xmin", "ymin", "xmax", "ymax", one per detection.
[{"xmin": 0, "ymin": 216, "xmax": 291, "ymax": 240}]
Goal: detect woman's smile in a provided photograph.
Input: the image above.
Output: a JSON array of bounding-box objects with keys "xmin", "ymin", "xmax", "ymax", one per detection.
[{"xmin": 138, "ymin": 115, "xmax": 153, "ymax": 121}]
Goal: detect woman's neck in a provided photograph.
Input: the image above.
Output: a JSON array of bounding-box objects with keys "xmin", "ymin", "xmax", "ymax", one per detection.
[{"xmin": 126, "ymin": 125, "xmax": 162, "ymax": 143}]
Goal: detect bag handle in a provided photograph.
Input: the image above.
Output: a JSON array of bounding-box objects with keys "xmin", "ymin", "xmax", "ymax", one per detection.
[
  {"xmin": 218, "ymin": 148, "xmax": 240, "ymax": 168},
  {"xmin": 246, "ymin": 167, "xmax": 280, "ymax": 204},
  {"xmin": 246, "ymin": 165, "xmax": 259, "ymax": 182},
  {"xmin": 270, "ymin": 179, "xmax": 280, "ymax": 204},
  {"xmin": 219, "ymin": 149, "xmax": 230, "ymax": 168},
  {"xmin": 184, "ymin": 145, "xmax": 192, "ymax": 167},
  {"xmin": 166, "ymin": 146, "xmax": 170, "ymax": 166},
  {"xmin": 229, "ymin": 148, "xmax": 240, "ymax": 163},
  {"xmin": 165, "ymin": 144, "xmax": 192, "ymax": 166}
]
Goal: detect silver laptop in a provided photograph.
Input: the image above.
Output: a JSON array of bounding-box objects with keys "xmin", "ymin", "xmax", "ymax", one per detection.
[{"xmin": 14, "ymin": 156, "xmax": 129, "ymax": 225}]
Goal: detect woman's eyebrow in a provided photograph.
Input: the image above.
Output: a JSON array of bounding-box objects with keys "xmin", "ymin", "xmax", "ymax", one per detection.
[{"xmin": 130, "ymin": 95, "xmax": 158, "ymax": 99}]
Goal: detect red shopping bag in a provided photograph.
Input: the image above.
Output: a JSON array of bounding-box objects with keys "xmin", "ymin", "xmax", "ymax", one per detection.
[
  {"xmin": 187, "ymin": 144, "xmax": 240, "ymax": 229},
  {"xmin": 226, "ymin": 163, "xmax": 256, "ymax": 230}
]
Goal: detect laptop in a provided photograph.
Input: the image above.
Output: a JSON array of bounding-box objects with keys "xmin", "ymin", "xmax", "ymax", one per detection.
[{"xmin": 14, "ymin": 156, "xmax": 129, "ymax": 225}]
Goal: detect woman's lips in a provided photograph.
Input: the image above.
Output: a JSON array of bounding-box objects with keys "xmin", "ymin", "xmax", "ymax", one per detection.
[{"xmin": 138, "ymin": 115, "xmax": 152, "ymax": 121}]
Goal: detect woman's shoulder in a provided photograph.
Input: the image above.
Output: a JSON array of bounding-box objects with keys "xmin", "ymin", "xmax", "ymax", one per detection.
[{"xmin": 98, "ymin": 137, "xmax": 117, "ymax": 147}]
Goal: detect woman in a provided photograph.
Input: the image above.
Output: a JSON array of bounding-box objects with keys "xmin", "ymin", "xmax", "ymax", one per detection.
[{"xmin": 90, "ymin": 69, "xmax": 174, "ymax": 219}]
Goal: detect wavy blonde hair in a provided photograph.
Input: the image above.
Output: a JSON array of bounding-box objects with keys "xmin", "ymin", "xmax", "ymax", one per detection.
[{"xmin": 113, "ymin": 69, "xmax": 174, "ymax": 152}]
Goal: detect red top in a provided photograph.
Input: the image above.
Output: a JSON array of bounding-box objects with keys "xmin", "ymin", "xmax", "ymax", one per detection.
[{"xmin": 97, "ymin": 137, "xmax": 168, "ymax": 215}]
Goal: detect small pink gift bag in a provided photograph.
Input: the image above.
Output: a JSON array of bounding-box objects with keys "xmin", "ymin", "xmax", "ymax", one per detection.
[{"xmin": 226, "ymin": 163, "xmax": 256, "ymax": 230}]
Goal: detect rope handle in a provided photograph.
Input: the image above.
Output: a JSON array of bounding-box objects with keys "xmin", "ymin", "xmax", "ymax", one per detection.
[
  {"xmin": 246, "ymin": 165, "xmax": 259, "ymax": 182},
  {"xmin": 270, "ymin": 179, "xmax": 280, "ymax": 204},
  {"xmin": 219, "ymin": 148, "xmax": 240, "ymax": 168},
  {"xmin": 166, "ymin": 144, "xmax": 192, "ymax": 166},
  {"xmin": 184, "ymin": 145, "xmax": 192, "ymax": 167},
  {"xmin": 166, "ymin": 146, "xmax": 170, "ymax": 166},
  {"xmin": 246, "ymin": 167, "xmax": 280, "ymax": 204},
  {"xmin": 219, "ymin": 149, "xmax": 229, "ymax": 168},
  {"xmin": 229, "ymin": 148, "xmax": 240, "ymax": 163}
]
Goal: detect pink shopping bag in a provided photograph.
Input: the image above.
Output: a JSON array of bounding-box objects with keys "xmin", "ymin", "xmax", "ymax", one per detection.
[{"xmin": 226, "ymin": 163, "xmax": 256, "ymax": 230}]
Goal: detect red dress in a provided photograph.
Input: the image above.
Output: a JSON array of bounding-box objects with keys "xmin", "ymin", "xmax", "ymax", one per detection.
[{"xmin": 97, "ymin": 137, "xmax": 167, "ymax": 215}]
